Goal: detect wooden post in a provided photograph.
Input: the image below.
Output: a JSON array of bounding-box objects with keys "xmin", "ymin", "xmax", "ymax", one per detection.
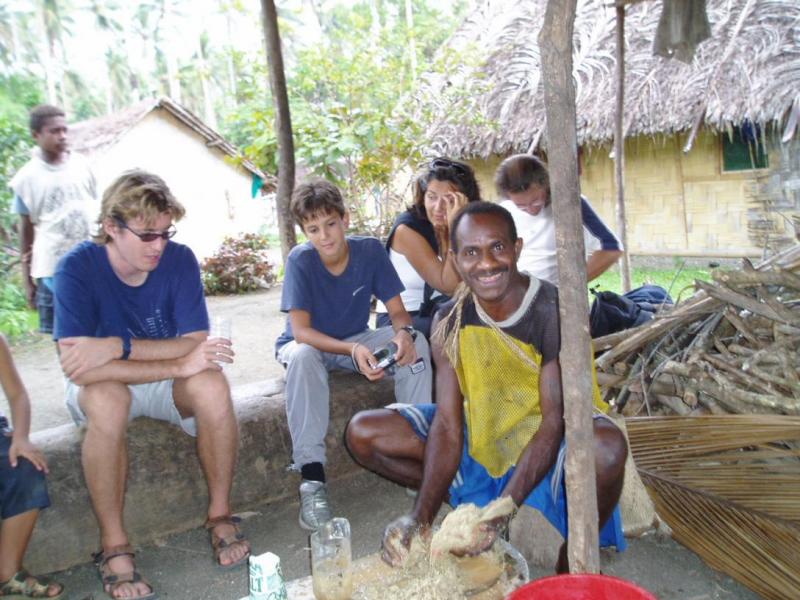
[
  {"xmin": 539, "ymin": 0, "xmax": 600, "ymax": 573},
  {"xmin": 615, "ymin": 3, "xmax": 632, "ymax": 292},
  {"xmin": 260, "ymin": 0, "xmax": 297, "ymax": 262}
]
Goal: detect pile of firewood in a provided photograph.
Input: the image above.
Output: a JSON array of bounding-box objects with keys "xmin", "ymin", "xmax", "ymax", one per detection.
[{"xmin": 594, "ymin": 245, "xmax": 800, "ymax": 417}]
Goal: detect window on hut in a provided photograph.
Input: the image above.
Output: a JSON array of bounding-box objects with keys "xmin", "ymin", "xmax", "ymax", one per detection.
[{"xmin": 721, "ymin": 122, "xmax": 769, "ymax": 172}]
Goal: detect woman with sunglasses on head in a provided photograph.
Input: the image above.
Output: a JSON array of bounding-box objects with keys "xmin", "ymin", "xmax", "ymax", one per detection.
[{"xmin": 375, "ymin": 158, "xmax": 482, "ymax": 338}]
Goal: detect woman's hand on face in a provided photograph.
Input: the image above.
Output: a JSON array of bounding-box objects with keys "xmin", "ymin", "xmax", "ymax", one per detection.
[{"xmin": 446, "ymin": 192, "xmax": 468, "ymax": 227}]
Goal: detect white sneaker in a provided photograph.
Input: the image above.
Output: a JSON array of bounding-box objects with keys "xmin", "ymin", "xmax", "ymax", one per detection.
[{"xmin": 299, "ymin": 480, "xmax": 332, "ymax": 530}]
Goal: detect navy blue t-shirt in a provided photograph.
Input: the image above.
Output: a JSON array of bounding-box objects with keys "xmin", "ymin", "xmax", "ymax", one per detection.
[
  {"xmin": 53, "ymin": 240, "xmax": 209, "ymax": 341},
  {"xmin": 275, "ymin": 236, "xmax": 404, "ymax": 351}
]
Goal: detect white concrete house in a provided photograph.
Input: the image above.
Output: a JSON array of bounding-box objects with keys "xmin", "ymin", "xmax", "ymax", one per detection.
[{"xmin": 69, "ymin": 97, "xmax": 276, "ymax": 261}]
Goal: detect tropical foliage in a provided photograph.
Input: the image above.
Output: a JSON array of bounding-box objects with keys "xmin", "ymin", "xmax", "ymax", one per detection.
[
  {"xmin": 201, "ymin": 233, "xmax": 276, "ymax": 295},
  {"xmin": 0, "ymin": 74, "xmax": 43, "ymax": 338},
  {"xmin": 223, "ymin": 0, "xmax": 470, "ymax": 234}
]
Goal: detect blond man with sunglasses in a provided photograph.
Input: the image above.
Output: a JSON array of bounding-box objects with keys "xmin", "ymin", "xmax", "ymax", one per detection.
[{"xmin": 53, "ymin": 170, "xmax": 249, "ymax": 600}]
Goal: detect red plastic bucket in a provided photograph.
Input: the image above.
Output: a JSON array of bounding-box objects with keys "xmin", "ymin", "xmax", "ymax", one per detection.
[{"xmin": 507, "ymin": 574, "xmax": 657, "ymax": 600}]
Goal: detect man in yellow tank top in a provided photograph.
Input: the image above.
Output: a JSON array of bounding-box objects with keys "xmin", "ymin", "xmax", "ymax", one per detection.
[{"xmin": 346, "ymin": 201, "xmax": 628, "ymax": 573}]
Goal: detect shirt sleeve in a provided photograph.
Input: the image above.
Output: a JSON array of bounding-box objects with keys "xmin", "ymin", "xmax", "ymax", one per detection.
[
  {"xmin": 280, "ymin": 249, "xmax": 314, "ymax": 313},
  {"xmin": 370, "ymin": 239, "xmax": 405, "ymax": 303},
  {"xmin": 172, "ymin": 247, "xmax": 209, "ymax": 335},
  {"xmin": 580, "ymin": 196, "xmax": 622, "ymax": 252},
  {"xmin": 53, "ymin": 253, "xmax": 98, "ymax": 340},
  {"xmin": 13, "ymin": 195, "xmax": 29, "ymax": 215}
]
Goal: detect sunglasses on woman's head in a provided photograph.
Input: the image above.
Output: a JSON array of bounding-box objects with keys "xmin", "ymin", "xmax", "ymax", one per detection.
[
  {"xmin": 114, "ymin": 217, "xmax": 177, "ymax": 242},
  {"xmin": 430, "ymin": 158, "xmax": 468, "ymax": 175}
]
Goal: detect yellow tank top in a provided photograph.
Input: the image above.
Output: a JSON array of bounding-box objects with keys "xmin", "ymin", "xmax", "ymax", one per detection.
[{"xmin": 453, "ymin": 281, "xmax": 607, "ymax": 477}]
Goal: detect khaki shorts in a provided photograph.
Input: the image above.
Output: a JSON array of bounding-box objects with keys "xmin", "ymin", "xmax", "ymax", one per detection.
[{"xmin": 65, "ymin": 378, "xmax": 197, "ymax": 436}]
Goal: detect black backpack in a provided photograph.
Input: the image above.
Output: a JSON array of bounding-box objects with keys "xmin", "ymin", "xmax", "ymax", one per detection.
[{"xmin": 589, "ymin": 285, "xmax": 672, "ymax": 338}]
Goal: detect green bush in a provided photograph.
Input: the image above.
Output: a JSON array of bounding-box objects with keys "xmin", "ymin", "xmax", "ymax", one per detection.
[
  {"xmin": 0, "ymin": 271, "xmax": 32, "ymax": 339},
  {"xmin": 201, "ymin": 233, "xmax": 276, "ymax": 295}
]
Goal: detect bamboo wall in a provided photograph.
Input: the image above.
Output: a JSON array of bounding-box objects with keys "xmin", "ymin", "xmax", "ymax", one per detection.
[{"xmin": 469, "ymin": 129, "xmax": 792, "ymax": 258}]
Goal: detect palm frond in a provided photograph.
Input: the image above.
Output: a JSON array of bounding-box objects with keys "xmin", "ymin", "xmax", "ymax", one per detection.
[
  {"xmin": 417, "ymin": 0, "xmax": 800, "ymax": 157},
  {"xmin": 627, "ymin": 415, "xmax": 800, "ymax": 600}
]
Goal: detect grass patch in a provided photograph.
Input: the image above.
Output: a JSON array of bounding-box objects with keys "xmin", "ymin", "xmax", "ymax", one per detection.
[{"xmin": 592, "ymin": 266, "xmax": 712, "ymax": 303}]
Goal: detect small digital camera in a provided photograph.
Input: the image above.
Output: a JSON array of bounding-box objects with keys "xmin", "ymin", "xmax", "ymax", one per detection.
[{"xmin": 372, "ymin": 342, "xmax": 398, "ymax": 369}]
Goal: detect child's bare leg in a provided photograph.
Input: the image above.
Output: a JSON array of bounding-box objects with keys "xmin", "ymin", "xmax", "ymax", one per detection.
[{"xmin": 0, "ymin": 508, "xmax": 38, "ymax": 581}]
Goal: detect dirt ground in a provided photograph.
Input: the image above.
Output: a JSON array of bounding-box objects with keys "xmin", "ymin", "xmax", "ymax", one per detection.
[{"xmin": 2, "ymin": 287, "xmax": 287, "ymax": 432}]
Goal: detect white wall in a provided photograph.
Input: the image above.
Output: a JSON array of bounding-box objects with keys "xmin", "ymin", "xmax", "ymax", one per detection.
[{"xmin": 88, "ymin": 110, "xmax": 273, "ymax": 261}]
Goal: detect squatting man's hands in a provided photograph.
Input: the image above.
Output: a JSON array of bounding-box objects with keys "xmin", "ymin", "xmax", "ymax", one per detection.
[{"xmin": 382, "ymin": 514, "xmax": 429, "ymax": 567}]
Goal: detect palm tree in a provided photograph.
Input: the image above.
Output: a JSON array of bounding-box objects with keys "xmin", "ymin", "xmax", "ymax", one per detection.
[
  {"xmin": 84, "ymin": 0, "xmax": 126, "ymax": 113},
  {"xmin": 152, "ymin": 0, "xmax": 182, "ymax": 102},
  {"xmin": 105, "ymin": 47, "xmax": 132, "ymax": 110},
  {"xmin": 38, "ymin": 0, "xmax": 73, "ymax": 106}
]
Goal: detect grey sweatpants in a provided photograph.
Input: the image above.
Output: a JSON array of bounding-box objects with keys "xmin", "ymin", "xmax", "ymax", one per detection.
[{"xmin": 276, "ymin": 327, "xmax": 432, "ymax": 467}]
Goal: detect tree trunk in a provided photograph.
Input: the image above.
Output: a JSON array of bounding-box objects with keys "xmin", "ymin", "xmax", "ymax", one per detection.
[
  {"xmin": 404, "ymin": 0, "xmax": 417, "ymax": 82},
  {"xmin": 614, "ymin": 4, "xmax": 632, "ymax": 292},
  {"xmin": 196, "ymin": 37, "xmax": 217, "ymax": 130},
  {"xmin": 538, "ymin": 0, "xmax": 600, "ymax": 574},
  {"xmin": 260, "ymin": 0, "xmax": 297, "ymax": 262}
]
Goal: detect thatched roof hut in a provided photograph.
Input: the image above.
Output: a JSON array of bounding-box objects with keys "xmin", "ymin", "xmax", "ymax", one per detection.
[{"xmin": 423, "ymin": 0, "xmax": 800, "ymax": 158}]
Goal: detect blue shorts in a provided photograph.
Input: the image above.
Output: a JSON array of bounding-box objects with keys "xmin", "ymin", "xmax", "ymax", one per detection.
[
  {"xmin": 0, "ymin": 419, "xmax": 51, "ymax": 519},
  {"xmin": 36, "ymin": 278, "xmax": 54, "ymax": 334},
  {"xmin": 395, "ymin": 404, "xmax": 627, "ymax": 551}
]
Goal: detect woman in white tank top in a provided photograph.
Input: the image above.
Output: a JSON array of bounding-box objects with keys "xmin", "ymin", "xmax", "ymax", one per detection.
[{"xmin": 376, "ymin": 158, "xmax": 482, "ymax": 337}]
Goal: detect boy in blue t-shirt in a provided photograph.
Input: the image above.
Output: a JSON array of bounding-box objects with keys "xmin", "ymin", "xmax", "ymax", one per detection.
[
  {"xmin": 53, "ymin": 170, "xmax": 249, "ymax": 600},
  {"xmin": 276, "ymin": 179, "xmax": 432, "ymax": 530}
]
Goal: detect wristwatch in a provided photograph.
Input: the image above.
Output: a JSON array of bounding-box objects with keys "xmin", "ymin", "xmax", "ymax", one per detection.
[
  {"xmin": 121, "ymin": 336, "xmax": 131, "ymax": 360},
  {"xmin": 399, "ymin": 325, "xmax": 417, "ymax": 340}
]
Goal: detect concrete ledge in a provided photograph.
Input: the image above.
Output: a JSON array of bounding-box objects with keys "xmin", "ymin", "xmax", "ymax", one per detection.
[{"xmin": 24, "ymin": 373, "xmax": 394, "ymax": 573}]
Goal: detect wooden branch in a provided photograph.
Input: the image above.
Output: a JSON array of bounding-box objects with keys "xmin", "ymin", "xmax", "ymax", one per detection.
[
  {"xmin": 683, "ymin": 384, "xmax": 698, "ymax": 408},
  {"xmin": 704, "ymin": 366, "xmax": 800, "ymax": 414},
  {"xmin": 595, "ymin": 294, "xmax": 720, "ymax": 371},
  {"xmin": 697, "ymin": 391, "xmax": 728, "ymax": 415},
  {"xmin": 694, "ymin": 280, "xmax": 800, "ymax": 327},
  {"xmin": 685, "ymin": 312, "xmax": 724, "ymax": 364},
  {"xmin": 742, "ymin": 337, "xmax": 797, "ymax": 370},
  {"xmin": 723, "ymin": 306, "xmax": 761, "ymax": 346},
  {"xmin": 655, "ymin": 394, "xmax": 692, "ymax": 415},
  {"xmin": 592, "ymin": 329, "xmax": 633, "ymax": 352},
  {"xmin": 712, "ymin": 268, "xmax": 800, "ymax": 291},
  {"xmin": 701, "ymin": 352, "xmax": 783, "ymax": 396},
  {"xmin": 660, "ymin": 360, "xmax": 790, "ymax": 414}
]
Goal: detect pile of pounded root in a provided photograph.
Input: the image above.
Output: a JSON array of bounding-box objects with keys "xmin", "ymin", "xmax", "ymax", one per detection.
[{"xmin": 358, "ymin": 498, "xmax": 516, "ymax": 600}]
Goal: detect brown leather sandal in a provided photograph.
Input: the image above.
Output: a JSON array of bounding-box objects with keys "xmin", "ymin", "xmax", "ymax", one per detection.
[
  {"xmin": 205, "ymin": 515, "xmax": 251, "ymax": 569},
  {"xmin": 92, "ymin": 544, "xmax": 156, "ymax": 600}
]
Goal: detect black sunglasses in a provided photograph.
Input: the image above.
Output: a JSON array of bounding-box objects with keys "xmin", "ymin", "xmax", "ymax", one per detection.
[
  {"xmin": 114, "ymin": 217, "xmax": 177, "ymax": 242},
  {"xmin": 430, "ymin": 157, "xmax": 468, "ymax": 175}
]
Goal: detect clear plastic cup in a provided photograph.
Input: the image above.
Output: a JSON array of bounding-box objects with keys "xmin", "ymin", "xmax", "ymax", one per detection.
[
  {"xmin": 311, "ymin": 518, "xmax": 353, "ymax": 600},
  {"xmin": 209, "ymin": 315, "xmax": 232, "ymax": 342},
  {"xmin": 209, "ymin": 316, "xmax": 232, "ymax": 369}
]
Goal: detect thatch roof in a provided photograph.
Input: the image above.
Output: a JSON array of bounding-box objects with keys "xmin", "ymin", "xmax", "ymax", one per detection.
[
  {"xmin": 70, "ymin": 97, "xmax": 273, "ymax": 185},
  {"xmin": 421, "ymin": 0, "xmax": 800, "ymax": 159}
]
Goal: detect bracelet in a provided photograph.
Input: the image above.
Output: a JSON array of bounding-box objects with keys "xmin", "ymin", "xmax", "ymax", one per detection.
[
  {"xmin": 399, "ymin": 325, "xmax": 417, "ymax": 340},
  {"xmin": 350, "ymin": 342, "xmax": 361, "ymax": 373}
]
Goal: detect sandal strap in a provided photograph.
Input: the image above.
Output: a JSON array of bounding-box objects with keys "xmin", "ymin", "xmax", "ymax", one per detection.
[
  {"xmin": 0, "ymin": 569, "xmax": 63, "ymax": 598},
  {"xmin": 93, "ymin": 543, "xmax": 136, "ymax": 567},
  {"xmin": 205, "ymin": 514, "xmax": 241, "ymax": 529},
  {"xmin": 93, "ymin": 545, "xmax": 153, "ymax": 597},
  {"xmin": 206, "ymin": 515, "xmax": 246, "ymax": 546},
  {"xmin": 206, "ymin": 515, "xmax": 251, "ymax": 563}
]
